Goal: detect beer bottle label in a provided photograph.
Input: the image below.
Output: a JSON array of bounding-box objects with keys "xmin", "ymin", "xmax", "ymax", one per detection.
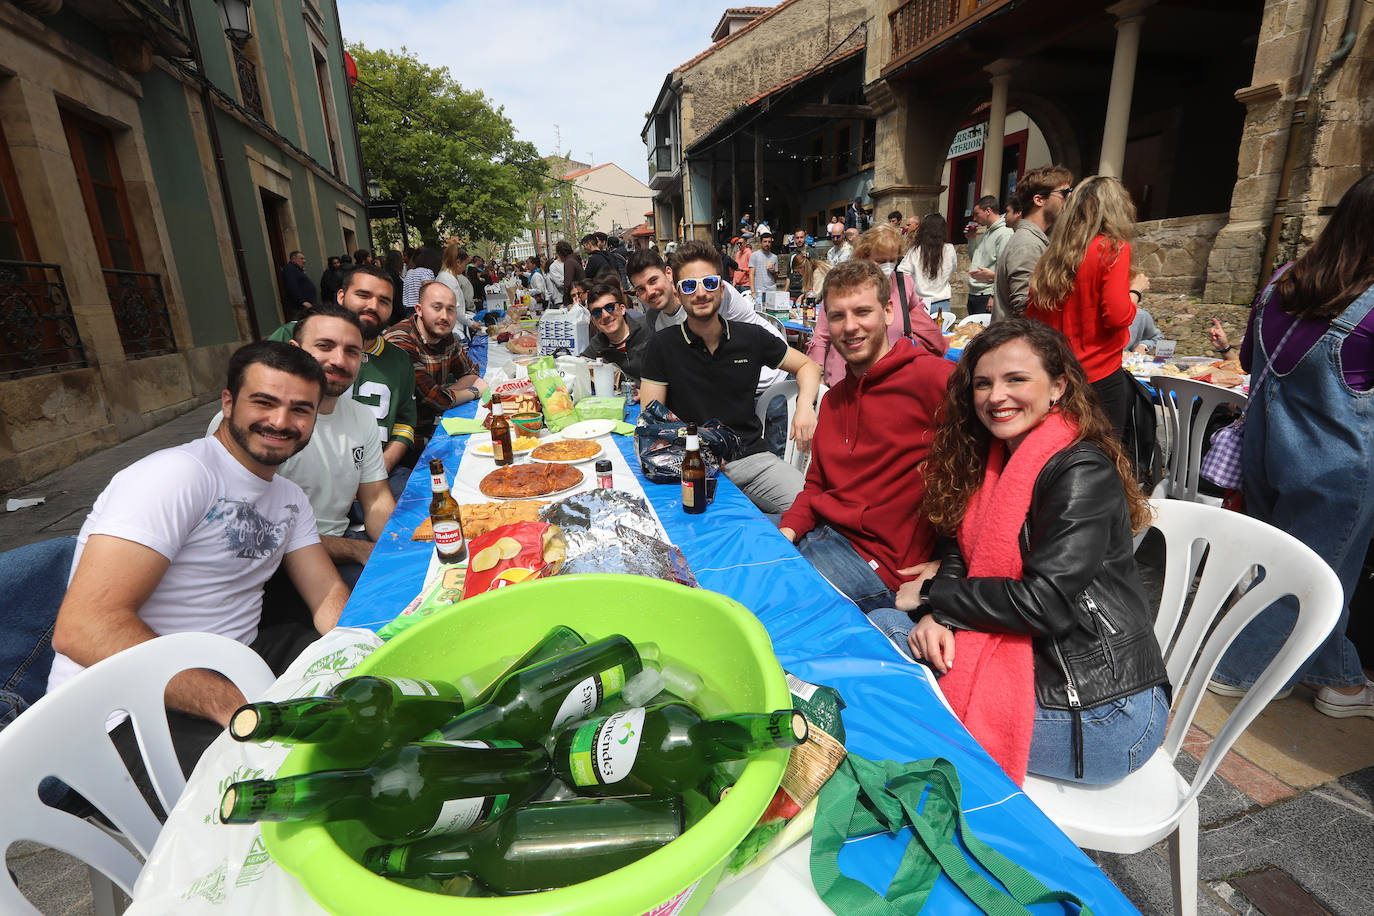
[
  {"xmin": 425, "ymin": 792, "xmax": 511, "ymax": 836},
  {"xmin": 433, "ymin": 521, "xmax": 463, "ymax": 550},
  {"xmin": 682, "ymin": 481, "xmax": 698, "ymax": 508},
  {"xmin": 386, "ymin": 677, "xmax": 441, "ymax": 698},
  {"xmin": 550, "ymin": 664, "xmax": 627, "ymax": 731},
  {"xmin": 430, "ymin": 472, "xmax": 447, "ymax": 491},
  {"xmin": 493, "ymin": 440, "xmax": 507, "ymax": 462},
  {"xmin": 566, "ymin": 707, "xmax": 644, "ymax": 787}
]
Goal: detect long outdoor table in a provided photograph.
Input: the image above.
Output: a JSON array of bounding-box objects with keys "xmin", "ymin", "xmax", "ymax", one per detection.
[{"xmin": 340, "ymin": 336, "xmax": 1138, "ymax": 914}]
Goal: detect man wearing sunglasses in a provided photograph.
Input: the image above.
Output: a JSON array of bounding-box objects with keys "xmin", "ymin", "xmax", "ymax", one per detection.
[
  {"xmin": 639, "ymin": 241, "xmax": 822, "ymax": 514},
  {"xmin": 579, "ymin": 281, "xmax": 650, "ymax": 381},
  {"xmin": 826, "ymin": 224, "xmax": 853, "ymax": 266},
  {"xmin": 993, "ymin": 164, "xmax": 1074, "ymax": 321}
]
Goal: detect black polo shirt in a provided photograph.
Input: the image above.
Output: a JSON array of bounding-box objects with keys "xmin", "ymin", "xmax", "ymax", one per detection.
[{"xmin": 640, "ymin": 317, "xmax": 789, "ymax": 456}]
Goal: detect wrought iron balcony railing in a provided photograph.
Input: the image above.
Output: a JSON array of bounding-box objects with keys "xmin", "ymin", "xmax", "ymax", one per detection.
[
  {"xmin": 888, "ymin": 0, "xmax": 1012, "ymax": 66},
  {"xmin": 0, "ymin": 260, "xmax": 90, "ymax": 380},
  {"xmin": 104, "ymin": 268, "xmax": 176, "ymax": 359}
]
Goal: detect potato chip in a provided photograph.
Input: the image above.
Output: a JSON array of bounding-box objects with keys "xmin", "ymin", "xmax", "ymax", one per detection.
[
  {"xmin": 470, "ymin": 545, "xmax": 502, "ymax": 572},
  {"xmin": 495, "ymin": 536, "xmax": 522, "ymax": 559}
]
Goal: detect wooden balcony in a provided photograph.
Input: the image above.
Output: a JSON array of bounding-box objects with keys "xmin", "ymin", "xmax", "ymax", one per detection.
[{"xmin": 887, "ymin": 0, "xmax": 1017, "ymax": 72}]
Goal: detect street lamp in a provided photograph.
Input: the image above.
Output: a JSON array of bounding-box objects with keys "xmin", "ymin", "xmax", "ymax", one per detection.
[
  {"xmin": 214, "ymin": 0, "xmax": 253, "ymax": 44},
  {"xmin": 366, "ymin": 177, "xmax": 382, "ymax": 201}
]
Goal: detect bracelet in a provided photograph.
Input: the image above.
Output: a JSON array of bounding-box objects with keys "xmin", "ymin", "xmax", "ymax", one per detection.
[
  {"xmin": 918, "ymin": 578, "xmax": 933, "ymax": 607},
  {"xmin": 1129, "ymin": 289, "xmax": 1142, "ymax": 303},
  {"xmin": 466, "ymin": 385, "xmax": 480, "ymax": 399},
  {"xmin": 1215, "ymin": 345, "xmax": 1233, "ymax": 354}
]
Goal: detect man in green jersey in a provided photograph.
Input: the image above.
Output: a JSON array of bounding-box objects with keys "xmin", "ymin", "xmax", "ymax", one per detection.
[{"xmin": 269, "ymin": 265, "xmax": 417, "ymax": 491}]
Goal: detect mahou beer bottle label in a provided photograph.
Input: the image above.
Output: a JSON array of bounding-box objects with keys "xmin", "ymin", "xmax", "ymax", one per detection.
[
  {"xmin": 550, "ymin": 665, "xmax": 627, "ymax": 731},
  {"xmin": 433, "ymin": 521, "xmax": 463, "ymax": 551},
  {"xmin": 566, "ymin": 708, "xmax": 645, "ymax": 787},
  {"xmin": 682, "ymin": 480, "xmax": 697, "ymax": 508},
  {"xmin": 430, "ymin": 471, "xmax": 446, "ymax": 490}
]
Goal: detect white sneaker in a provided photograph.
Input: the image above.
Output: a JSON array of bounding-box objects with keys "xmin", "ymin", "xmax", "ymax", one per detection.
[
  {"xmin": 1206, "ymin": 679, "xmax": 1293, "ymax": 701},
  {"xmin": 1314, "ymin": 680, "xmax": 1374, "ymax": 719}
]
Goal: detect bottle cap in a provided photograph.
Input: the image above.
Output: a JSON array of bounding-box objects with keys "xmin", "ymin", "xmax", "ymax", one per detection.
[{"xmin": 595, "ymin": 459, "xmax": 612, "ymax": 473}]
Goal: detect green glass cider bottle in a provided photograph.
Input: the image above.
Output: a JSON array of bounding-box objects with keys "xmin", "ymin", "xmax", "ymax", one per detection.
[
  {"xmin": 361, "ymin": 795, "xmax": 684, "ymax": 892},
  {"xmin": 228, "ymin": 676, "xmax": 465, "ymax": 759},
  {"xmin": 427, "ymin": 635, "xmax": 646, "ymax": 744},
  {"xmin": 552, "ymin": 703, "xmax": 807, "ymax": 797},
  {"xmin": 219, "ymin": 739, "xmax": 551, "ymax": 840},
  {"xmin": 470, "ymin": 624, "xmax": 586, "ymax": 707}
]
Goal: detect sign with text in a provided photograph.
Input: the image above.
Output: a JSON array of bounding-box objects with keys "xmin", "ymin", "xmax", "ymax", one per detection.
[{"xmin": 947, "ymin": 123, "xmax": 986, "ymax": 159}]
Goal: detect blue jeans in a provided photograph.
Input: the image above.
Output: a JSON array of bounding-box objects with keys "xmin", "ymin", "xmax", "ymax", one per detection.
[
  {"xmin": 1028, "ymin": 686, "xmax": 1169, "ymax": 784},
  {"xmin": 928, "ymin": 299, "xmax": 952, "ymax": 317},
  {"xmin": 796, "ymin": 526, "xmax": 895, "ymax": 613},
  {"xmin": 761, "ymin": 393, "xmax": 788, "ymax": 460},
  {"xmin": 0, "ymin": 537, "xmax": 76, "ymax": 731}
]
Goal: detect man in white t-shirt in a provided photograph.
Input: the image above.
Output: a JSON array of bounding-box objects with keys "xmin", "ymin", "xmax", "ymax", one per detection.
[
  {"xmin": 49, "ymin": 341, "xmax": 350, "ymax": 785},
  {"xmin": 212, "ymin": 305, "xmax": 393, "ymax": 588},
  {"xmin": 748, "ymin": 232, "xmax": 779, "ymax": 299}
]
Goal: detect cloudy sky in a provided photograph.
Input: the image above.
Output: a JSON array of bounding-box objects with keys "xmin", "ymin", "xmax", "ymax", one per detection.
[{"xmin": 337, "ymin": 1, "xmax": 733, "ymax": 183}]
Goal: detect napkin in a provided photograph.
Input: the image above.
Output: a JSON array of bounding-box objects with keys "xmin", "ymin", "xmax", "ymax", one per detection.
[
  {"xmin": 441, "ymin": 417, "xmax": 486, "ymax": 435},
  {"xmin": 612, "ymin": 421, "xmax": 636, "ymax": 436}
]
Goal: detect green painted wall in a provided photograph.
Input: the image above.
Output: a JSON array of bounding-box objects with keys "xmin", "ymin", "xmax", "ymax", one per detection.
[{"xmin": 137, "ymin": 72, "xmax": 240, "ymax": 348}]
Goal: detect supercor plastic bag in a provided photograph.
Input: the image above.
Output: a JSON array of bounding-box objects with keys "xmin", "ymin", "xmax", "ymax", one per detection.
[{"xmin": 126, "ymin": 628, "xmax": 384, "ymax": 916}]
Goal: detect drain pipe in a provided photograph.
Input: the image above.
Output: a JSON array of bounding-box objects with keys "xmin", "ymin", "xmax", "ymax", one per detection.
[
  {"xmin": 180, "ymin": 0, "xmax": 262, "ymax": 341},
  {"xmin": 1328, "ymin": 0, "xmax": 1362, "ymax": 64}
]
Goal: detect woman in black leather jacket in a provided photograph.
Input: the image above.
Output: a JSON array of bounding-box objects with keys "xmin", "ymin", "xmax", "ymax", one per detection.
[{"xmin": 878, "ymin": 319, "xmax": 1169, "ymax": 783}]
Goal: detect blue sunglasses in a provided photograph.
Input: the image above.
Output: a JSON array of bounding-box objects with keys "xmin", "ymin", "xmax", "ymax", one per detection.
[{"xmin": 676, "ymin": 275, "xmax": 722, "ymax": 295}]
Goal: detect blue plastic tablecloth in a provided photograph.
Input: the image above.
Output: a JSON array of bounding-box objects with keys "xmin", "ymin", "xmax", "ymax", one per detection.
[{"xmin": 340, "ymin": 334, "xmax": 1137, "ymax": 914}]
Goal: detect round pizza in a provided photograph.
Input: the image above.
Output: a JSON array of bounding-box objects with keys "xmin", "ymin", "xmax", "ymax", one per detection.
[
  {"xmin": 530, "ymin": 439, "xmax": 602, "ymax": 463},
  {"xmin": 479, "ymin": 462, "xmax": 584, "ymax": 499}
]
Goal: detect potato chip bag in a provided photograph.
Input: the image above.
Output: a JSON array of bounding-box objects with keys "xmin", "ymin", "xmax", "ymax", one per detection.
[
  {"xmin": 462, "ymin": 521, "xmax": 566, "ymax": 598},
  {"xmin": 528, "ymin": 356, "xmax": 577, "ymax": 431}
]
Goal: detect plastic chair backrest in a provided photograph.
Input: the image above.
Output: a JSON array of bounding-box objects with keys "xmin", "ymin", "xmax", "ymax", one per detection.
[
  {"xmin": 1149, "ymin": 376, "xmax": 1247, "ymax": 502},
  {"xmin": 0, "ymin": 632, "xmax": 274, "ymax": 910},
  {"xmin": 759, "ymin": 312, "xmax": 787, "ymax": 335},
  {"xmin": 753, "ymin": 377, "xmax": 826, "ymax": 473},
  {"xmin": 0, "ymin": 537, "xmax": 76, "ymax": 730},
  {"xmin": 956, "ymin": 313, "xmax": 992, "ymax": 328},
  {"xmin": 1145, "ymin": 499, "xmax": 1341, "ymax": 815}
]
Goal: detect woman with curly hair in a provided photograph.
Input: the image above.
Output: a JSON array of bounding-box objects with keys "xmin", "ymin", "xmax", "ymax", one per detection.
[
  {"xmin": 1026, "ymin": 176, "xmax": 1138, "ymax": 437},
  {"xmin": 870, "ymin": 319, "xmax": 1168, "ymax": 784}
]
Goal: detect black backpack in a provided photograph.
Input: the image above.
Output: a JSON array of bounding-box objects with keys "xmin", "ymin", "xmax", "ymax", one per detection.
[{"xmin": 1121, "ymin": 377, "xmax": 1159, "ymax": 487}]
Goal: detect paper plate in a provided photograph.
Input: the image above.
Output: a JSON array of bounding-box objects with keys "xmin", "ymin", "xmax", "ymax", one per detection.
[
  {"xmin": 558, "ymin": 419, "xmax": 617, "ymax": 439},
  {"xmin": 528, "ymin": 439, "xmax": 605, "ymax": 465}
]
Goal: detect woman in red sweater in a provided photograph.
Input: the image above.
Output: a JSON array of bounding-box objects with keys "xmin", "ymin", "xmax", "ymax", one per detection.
[{"xmin": 1026, "ymin": 176, "xmax": 1138, "ymax": 437}]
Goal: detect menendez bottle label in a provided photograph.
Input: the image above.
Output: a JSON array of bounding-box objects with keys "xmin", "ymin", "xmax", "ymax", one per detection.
[
  {"xmin": 386, "ymin": 677, "xmax": 441, "ymax": 698},
  {"xmin": 550, "ymin": 665, "xmax": 627, "ymax": 731},
  {"xmin": 425, "ymin": 792, "xmax": 511, "ymax": 836},
  {"xmin": 567, "ymin": 707, "xmax": 645, "ymax": 787}
]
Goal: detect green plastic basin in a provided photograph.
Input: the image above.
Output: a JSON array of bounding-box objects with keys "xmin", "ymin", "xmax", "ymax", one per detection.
[{"xmin": 263, "ymin": 574, "xmax": 790, "ymax": 915}]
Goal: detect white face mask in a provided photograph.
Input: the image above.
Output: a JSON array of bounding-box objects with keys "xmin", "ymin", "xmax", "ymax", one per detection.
[{"xmin": 878, "ymin": 262, "xmax": 895, "ymax": 277}]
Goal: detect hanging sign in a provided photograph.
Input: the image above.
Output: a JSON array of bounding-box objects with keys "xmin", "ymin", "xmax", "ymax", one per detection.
[{"xmin": 947, "ymin": 123, "xmax": 986, "ymax": 159}]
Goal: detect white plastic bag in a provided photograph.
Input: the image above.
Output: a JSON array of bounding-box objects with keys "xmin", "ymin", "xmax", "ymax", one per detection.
[{"xmin": 127, "ymin": 628, "xmax": 384, "ymax": 915}]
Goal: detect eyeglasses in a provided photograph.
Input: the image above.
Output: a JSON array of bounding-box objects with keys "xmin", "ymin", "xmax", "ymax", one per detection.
[
  {"xmin": 675, "ymin": 275, "xmax": 722, "ymax": 295},
  {"xmin": 1050, "ymin": 186, "xmax": 1073, "ymax": 198},
  {"xmin": 589, "ymin": 305, "xmax": 621, "ymax": 319}
]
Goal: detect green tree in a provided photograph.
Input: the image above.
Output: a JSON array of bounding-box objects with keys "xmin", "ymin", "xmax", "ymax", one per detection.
[{"xmin": 349, "ymin": 43, "xmax": 548, "ymax": 249}]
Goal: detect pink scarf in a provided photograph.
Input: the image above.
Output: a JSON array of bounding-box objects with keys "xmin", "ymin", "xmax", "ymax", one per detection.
[{"xmin": 938, "ymin": 412, "xmax": 1078, "ymax": 785}]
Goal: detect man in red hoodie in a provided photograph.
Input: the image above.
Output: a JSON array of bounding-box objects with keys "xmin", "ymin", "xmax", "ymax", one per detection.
[{"xmin": 779, "ymin": 259, "xmax": 953, "ymax": 611}]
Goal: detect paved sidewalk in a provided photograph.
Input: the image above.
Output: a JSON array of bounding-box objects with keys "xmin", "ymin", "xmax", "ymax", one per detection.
[{"xmin": 3, "ymin": 403, "xmax": 1372, "ymax": 915}]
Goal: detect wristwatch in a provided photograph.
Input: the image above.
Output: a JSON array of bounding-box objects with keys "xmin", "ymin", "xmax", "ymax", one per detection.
[
  {"xmin": 466, "ymin": 385, "xmax": 480, "ymax": 399},
  {"xmin": 918, "ymin": 578, "xmax": 934, "ymax": 607}
]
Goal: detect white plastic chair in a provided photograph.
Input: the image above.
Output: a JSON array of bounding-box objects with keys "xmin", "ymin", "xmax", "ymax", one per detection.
[
  {"xmin": 956, "ymin": 312, "xmax": 992, "ymax": 328},
  {"xmin": 1023, "ymin": 500, "xmax": 1342, "ymax": 916},
  {"xmin": 1150, "ymin": 376, "xmax": 1247, "ymax": 504},
  {"xmin": 754, "ymin": 377, "xmax": 827, "ymax": 473},
  {"xmin": 0, "ymin": 632, "xmax": 274, "ymax": 915}
]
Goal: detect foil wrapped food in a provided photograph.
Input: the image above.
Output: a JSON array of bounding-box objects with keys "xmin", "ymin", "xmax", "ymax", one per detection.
[{"xmin": 539, "ymin": 489, "xmax": 697, "ymax": 587}]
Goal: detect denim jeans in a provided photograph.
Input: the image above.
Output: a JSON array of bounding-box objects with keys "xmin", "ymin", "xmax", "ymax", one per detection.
[
  {"xmin": 966, "ymin": 293, "xmax": 992, "ymax": 315},
  {"xmin": 1215, "ymin": 282, "xmax": 1374, "ymax": 689},
  {"xmin": 760, "ymin": 393, "xmax": 789, "ymax": 460},
  {"xmin": 1027, "ymin": 686, "xmax": 1169, "ymax": 784},
  {"xmin": 795, "ymin": 525, "xmax": 896, "ymax": 613},
  {"xmin": 928, "ymin": 299, "xmax": 952, "ymax": 317},
  {"xmin": 0, "ymin": 537, "xmax": 76, "ymax": 731}
]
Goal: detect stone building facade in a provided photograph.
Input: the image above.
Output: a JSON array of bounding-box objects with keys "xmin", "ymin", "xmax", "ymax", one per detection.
[{"xmin": 0, "ymin": 0, "xmax": 366, "ymax": 491}]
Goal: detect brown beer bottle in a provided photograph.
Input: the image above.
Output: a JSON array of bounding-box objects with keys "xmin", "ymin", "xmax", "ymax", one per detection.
[
  {"xmin": 681, "ymin": 422, "xmax": 706, "ymax": 515},
  {"xmin": 488, "ymin": 394, "xmax": 514, "ymax": 467},
  {"xmin": 428, "ymin": 458, "xmax": 467, "ymax": 564}
]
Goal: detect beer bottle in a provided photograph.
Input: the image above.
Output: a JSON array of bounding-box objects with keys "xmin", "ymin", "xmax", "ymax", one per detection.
[
  {"xmin": 680, "ymin": 422, "xmax": 706, "ymax": 515},
  {"xmin": 428, "ymin": 458, "xmax": 466, "ymax": 564},
  {"xmin": 488, "ymin": 394, "xmax": 514, "ymax": 467},
  {"xmin": 427, "ymin": 635, "xmax": 647, "ymax": 744},
  {"xmin": 553, "ymin": 703, "xmax": 807, "ymax": 797},
  {"xmin": 470, "ymin": 624, "xmax": 586, "ymax": 707},
  {"xmin": 361, "ymin": 795, "xmax": 684, "ymax": 892},
  {"xmin": 229, "ymin": 675, "xmax": 465, "ymax": 760},
  {"xmin": 219, "ymin": 739, "xmax": 551, "ymax": 840}
]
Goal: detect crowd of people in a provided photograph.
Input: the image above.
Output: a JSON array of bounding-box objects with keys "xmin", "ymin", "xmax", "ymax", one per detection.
[{"xmin": 36, "ymin": 169, "xmax": 1372, "ymax": 807}]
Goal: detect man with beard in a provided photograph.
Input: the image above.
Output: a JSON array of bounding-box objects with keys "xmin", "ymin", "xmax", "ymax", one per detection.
[
  {"xmin": 49, "ymin": 341, "xmax": 349, "ymax": 787},
  {"xmin": 778, "ymin": 260, "xmax": 952, "ymax": 612},
  {"xmin": 579, "ymin": 281, "xmax": 651, "ymax": 382},
  {"xmin": 269, "ymin": 265, "xmax": 418, "ymax": 488},
  {"xmin": 639, "ymin": 241, "xmax": 822, "ymax": 514},
  {"xmin": 219, "ymin": 306, "xmax": 392, "ymax": 587},
  {"xmin": 384, "ymin": 281, "xmax": 486, "ymax": 438}
]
